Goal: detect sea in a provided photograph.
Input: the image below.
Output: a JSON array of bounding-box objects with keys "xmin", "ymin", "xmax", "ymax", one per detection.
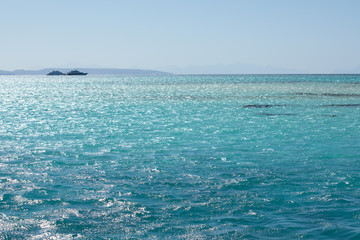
[{"xmin": 1, "ymin": 74, "xmax": 359, "ymax": 239}]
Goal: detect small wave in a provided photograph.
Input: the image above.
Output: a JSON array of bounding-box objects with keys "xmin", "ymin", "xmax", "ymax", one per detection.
[
  {"xmin": 243, "ymin": 104, "xmax": 290, "ymax": 108},
  {"xmin": 256, "ymin": 113, "xmax": 297, "ymax": 116},
  {"xmin": 295, "ymin": 92, "xmax": 360, "ymax": 97},
  {"xmin": 322, "ymin": 104, "xmax": 360, "ymax": 107}
]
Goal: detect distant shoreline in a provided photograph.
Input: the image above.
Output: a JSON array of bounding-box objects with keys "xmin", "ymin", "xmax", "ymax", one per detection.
[
  {"xmin": 1, "ymin": 72, "xmax": 360, "ymax": 76},
  {"xmin": 0, "ymin": 68, "xmax": 171, "ymax": 76}
]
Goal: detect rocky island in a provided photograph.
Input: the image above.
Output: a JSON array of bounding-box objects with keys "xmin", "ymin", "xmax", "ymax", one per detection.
[
  {"xmin": 47, "ymin": 70, "xmax": 88, "ymax": 76},
  {"xmin": 66, "ymin": 70, "xmax": 87, "ymax": 75},
  {"xmin": 47, "ymin": 70, "xmax": 65, "ymax": 76}
]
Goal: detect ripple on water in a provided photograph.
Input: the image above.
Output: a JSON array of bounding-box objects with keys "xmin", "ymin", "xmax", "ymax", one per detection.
[{"xmin": 0, "ymin": 75, "xmax": 360, "ymax": 238}]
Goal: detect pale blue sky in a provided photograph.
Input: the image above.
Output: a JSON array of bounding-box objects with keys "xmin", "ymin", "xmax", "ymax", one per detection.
[{"xmin": 1, "ymin": 0, "xmax": 359, "ymax": 73}]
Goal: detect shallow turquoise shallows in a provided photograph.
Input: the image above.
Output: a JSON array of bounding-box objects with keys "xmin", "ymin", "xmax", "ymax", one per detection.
[{"xmin": 1, "ymin": 74, "xmax": 360, "ymax": 239}]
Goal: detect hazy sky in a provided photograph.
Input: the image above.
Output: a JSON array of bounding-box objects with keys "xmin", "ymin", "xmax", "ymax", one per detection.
[{"xmin": 1, "ymin": 0, "xmax": 359, "ymax": 73}]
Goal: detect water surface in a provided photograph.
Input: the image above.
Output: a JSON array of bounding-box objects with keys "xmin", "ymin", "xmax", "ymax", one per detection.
[{"xmin": 1, "ymin": 74, "xmax": 360, "ymax": 239}]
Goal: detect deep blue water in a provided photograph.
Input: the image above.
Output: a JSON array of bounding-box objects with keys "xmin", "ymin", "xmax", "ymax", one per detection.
[{"xmin": 1, "ymin": 74, "xmax": 360, "ymax": 239}]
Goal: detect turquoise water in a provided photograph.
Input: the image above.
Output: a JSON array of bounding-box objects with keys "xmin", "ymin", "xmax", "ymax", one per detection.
[{"xmin": 1, "ymin": 74, "xmax": 360, "ymax": 239}]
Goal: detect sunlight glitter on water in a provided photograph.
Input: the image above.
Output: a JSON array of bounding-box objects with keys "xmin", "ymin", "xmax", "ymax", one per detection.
[{"xmin": 0, "ymin": 75, "xmax": 360, "ymax": 238}]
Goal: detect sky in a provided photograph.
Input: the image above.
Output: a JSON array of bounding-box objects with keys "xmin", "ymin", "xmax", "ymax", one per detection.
[{"xmin": 1, "ymin": 0, "xmax": 359, "ymax": 73}]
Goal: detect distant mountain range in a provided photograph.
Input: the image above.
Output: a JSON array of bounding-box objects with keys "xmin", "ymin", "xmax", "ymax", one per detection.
[
  {"xmin": 157, "ymin": 63, "xmax": 307, "ymax": 74},
  {"xmin": 333, "ymin": 66, "xmax": 360, "ymax": 74},
  {"xmin": 158, "ymin": 64, "xmax": 360, "ymax": 74},
  {"xmin": 2, "ymin": 65, "xmax": 360, "ymax": 75},
  {"xmin": 0, "ymin": 68, "xmax": 171, "ymax": 75}
]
